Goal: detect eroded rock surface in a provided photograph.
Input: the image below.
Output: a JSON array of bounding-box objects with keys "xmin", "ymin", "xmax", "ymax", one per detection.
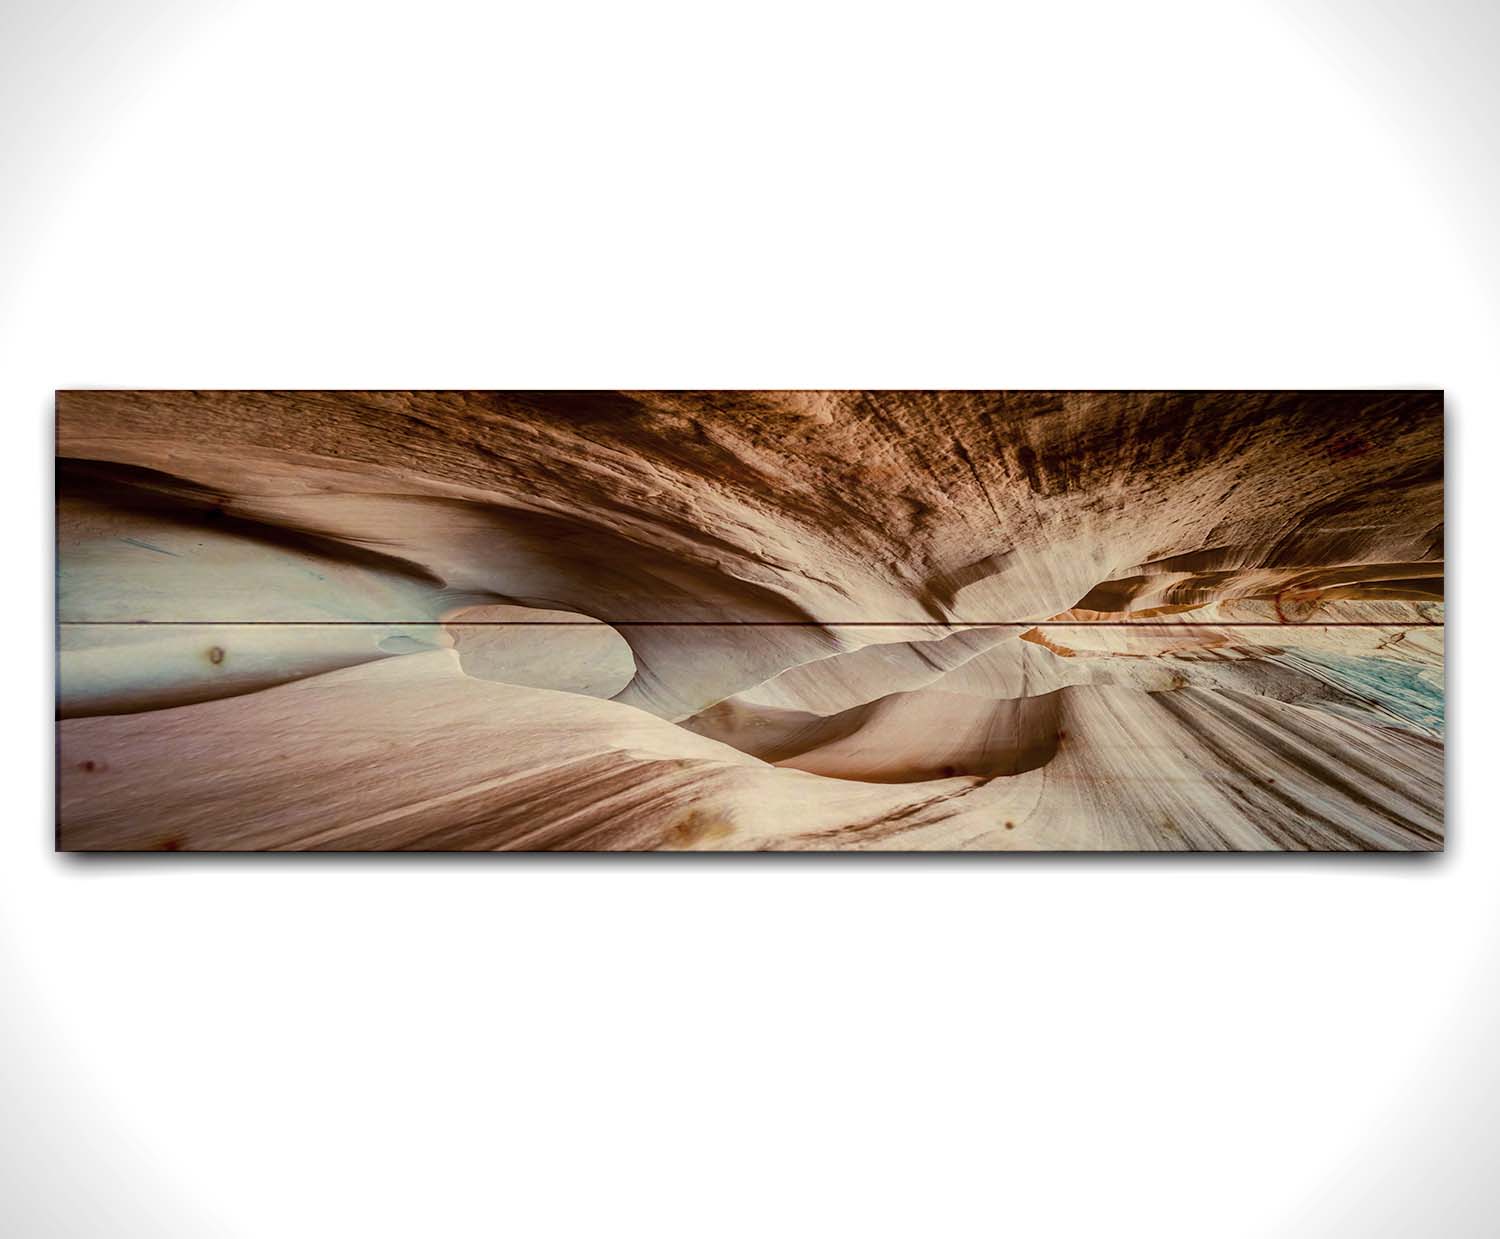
[{"xmin": 55, "ymin": 390, "xmax": 1443, "ymax": 850}]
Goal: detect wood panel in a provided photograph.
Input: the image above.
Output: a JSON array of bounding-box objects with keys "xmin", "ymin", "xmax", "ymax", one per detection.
[{"xmin": 57, "ymin": 390, "xmax": 1442, "ymax": 624}]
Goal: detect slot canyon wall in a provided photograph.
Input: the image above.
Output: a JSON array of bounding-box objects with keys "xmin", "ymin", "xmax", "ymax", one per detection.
[{"xmin": 55, "ymin": 389, "xmax": 1444, "ymax": 850}]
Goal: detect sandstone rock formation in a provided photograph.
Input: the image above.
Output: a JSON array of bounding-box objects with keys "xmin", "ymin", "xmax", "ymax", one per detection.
[{"xmin": 55, "ymin": 390, "xmax": 1444, "ymax": 850}]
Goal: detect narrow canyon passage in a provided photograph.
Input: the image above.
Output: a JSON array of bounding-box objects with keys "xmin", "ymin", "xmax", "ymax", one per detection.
[{"xmin": 55, "ymin": 389, "xmax": 1443, "ymax": 850}]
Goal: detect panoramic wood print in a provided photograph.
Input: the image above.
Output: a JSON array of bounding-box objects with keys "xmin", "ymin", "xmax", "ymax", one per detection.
[{"xmin": 56, "ymin": 391, "xmax": 1444, "ymax": 852}]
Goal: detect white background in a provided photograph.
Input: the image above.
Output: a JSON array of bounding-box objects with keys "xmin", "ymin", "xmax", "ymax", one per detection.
[{"xmin": 3, "ymin": 2, "xmax": 1495, "ymax": 1235}]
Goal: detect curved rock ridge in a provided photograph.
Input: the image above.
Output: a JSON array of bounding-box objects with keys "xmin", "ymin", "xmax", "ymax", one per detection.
[
  {"xmin": 54, "ymin": 390, "xmax": 1443, "ymax": 850},
  {"xmin": 680, "ymin": 623, "xmax": 1443, "ymax": 781},
  {"xmin": 685, "ymin": 688, "xmax": 1064, "ymax": 783}
]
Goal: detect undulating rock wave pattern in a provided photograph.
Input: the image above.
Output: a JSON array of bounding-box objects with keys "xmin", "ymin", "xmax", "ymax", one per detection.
[{"xmin": 55, "ymin": 390, "xmax": 1444, "ymax": 851}]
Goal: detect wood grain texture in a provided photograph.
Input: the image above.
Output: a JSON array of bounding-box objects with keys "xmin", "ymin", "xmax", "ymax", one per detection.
[{"xmin": 54, "ymin": 390, "xmax": 1444, "ymax": 851}]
